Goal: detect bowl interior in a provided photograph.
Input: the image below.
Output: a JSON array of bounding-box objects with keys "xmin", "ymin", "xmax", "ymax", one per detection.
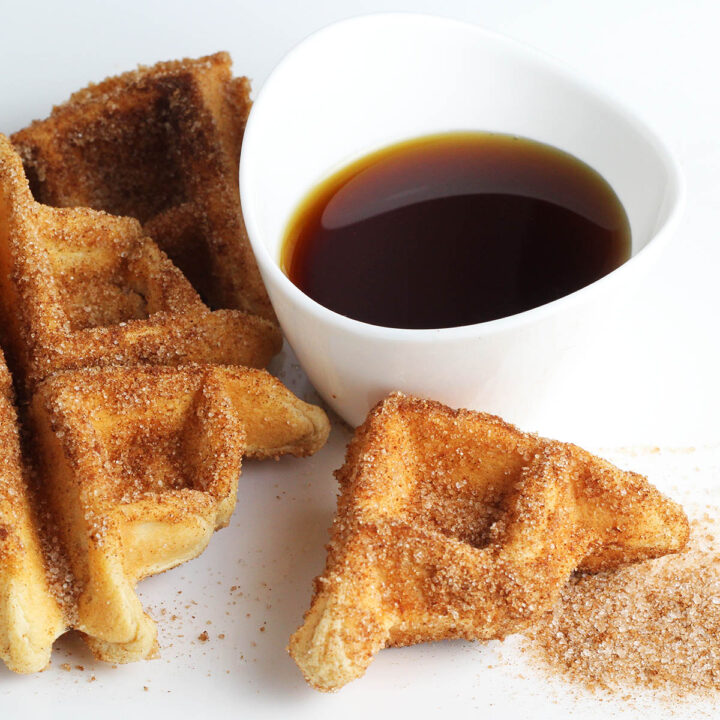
[{"xmin": 241, "ymin": 13, "xmax": 680, "ymax": 281}]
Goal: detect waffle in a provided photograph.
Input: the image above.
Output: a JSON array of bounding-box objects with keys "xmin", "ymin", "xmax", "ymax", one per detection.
[
  {"xmin": 289, "ymin": 393, "xmax": 689, "ymax": 691},
  {"xmin": 0, "ymin": 363, "xmax": 329, "ymax": 672},
  {"xmin": 0, "ymin": 350, "xmax": 64, "ymax": 673},
  {"xmin": 0, "ymin": 134, "xmax": 281, "ymax": 394},
  {"xmin": 11, "ymin": 52, "xmax": 273, "ymax": 320}
]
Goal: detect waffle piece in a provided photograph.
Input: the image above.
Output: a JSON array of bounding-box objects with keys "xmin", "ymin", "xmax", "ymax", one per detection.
[
  {"xmin": 289, "ymin": 393, "xmax": 689, "ymax": 691},
  {"xmin": 11, "ymin": 52, "xmax": 274, "ymax": 320},
  {"xmin": 0, "ymin": 350, "xmax": 64, "ymax": 673},
  {"xmin": 12, "ymin": 364, "xmax": 329, "ymax": 667},
  {"xmin": 0, "ymin": 134, "xmax": 280, "ymax": 394}
]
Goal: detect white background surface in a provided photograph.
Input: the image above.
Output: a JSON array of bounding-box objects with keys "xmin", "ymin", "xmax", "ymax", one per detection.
[{"xmin": 1, "ymin": 1, "xmax": 719, "ymax": 718}]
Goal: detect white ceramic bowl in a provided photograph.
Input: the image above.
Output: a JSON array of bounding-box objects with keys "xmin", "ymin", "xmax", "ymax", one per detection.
[{"xmin": 240, "ymin": 13, "xmax": 684, "ymax": 434}]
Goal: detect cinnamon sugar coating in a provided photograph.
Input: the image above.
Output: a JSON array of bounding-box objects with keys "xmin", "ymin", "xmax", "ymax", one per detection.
[
  {"xmin": 0, "ymin": 363, "xmax": 329, "ymax": 672},
  {"xmin": 0, "ymin": 349, "xmax": 64, "ymax": 673},
  {"xmin": 288, "ymin": 393, "xmax": 689, "ymax": 692},
  {"xmin": 0, "ymin": 135, "xmax": 280, "ymax": 394},
  {"xmin": 11, "ymin": 52, "xmax": 274, "ymax": 320}
]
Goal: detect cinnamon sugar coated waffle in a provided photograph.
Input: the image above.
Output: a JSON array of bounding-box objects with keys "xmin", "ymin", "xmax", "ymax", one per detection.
[
  {"xmin": 0, "ymin": 350, "xmax": 64, "ymax": 673},
  {"xmin": 0, "ymin": 134, "xmax": 281, "ymax": 394},
  {"xmin": 0, "ymin": 363, "xmax": 329, "ymax": 672},
  {"xmin": 0, "ymin": 49, "xmax": 335, "ymax": 676},
  {"xmin": 11, "ymin": 52, "xmax": 274, "ymax": 320},
  {"xmin": 288, "ymin": 393, "xmax": 689, "ymax": 692}
]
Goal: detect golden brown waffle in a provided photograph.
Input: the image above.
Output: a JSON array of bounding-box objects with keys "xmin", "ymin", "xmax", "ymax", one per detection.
[
  {"xmin": 0, "ymin": 349, "xmax": 64, "ymax": 673},
  {"xmin": 0, "ymin": 134, "xmax": 281, "ymax": 394},
  {"xmin": 0, "ymin": 362, "xmax": 329, "ymax": 672},
  {"xmin": 11, "ymin": 52, "xmax": 274, "ymax": 320},
  {"xmin": 289, "ymin": 393, "xmax": 689, "ymax": 691}
]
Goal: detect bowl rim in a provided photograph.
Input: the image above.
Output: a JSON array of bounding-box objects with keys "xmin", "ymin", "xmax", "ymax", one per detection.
[{"xmin": 240, "ymin": 11, "xmax": 686, "ymax": 342}]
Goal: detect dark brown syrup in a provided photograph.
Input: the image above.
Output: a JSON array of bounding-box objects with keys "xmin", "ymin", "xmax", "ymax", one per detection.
[{"xmin": 282, "ymin": 132, "xmax": 631, "ymax": 329}]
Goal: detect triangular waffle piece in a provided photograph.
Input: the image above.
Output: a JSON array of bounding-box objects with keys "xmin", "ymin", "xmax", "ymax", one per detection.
[
  {"xmin": 289, "ymin": 393, "xmax": 689, "ymax": 691},
  {"xmin": 5, "ymin": 364, "xmax": 328, "ymax": 669},
  {"xmin": 11, "ymin": 52, "xmax": 273, "ymax": 320},
  {"xmin": 0, "ymin": 134, "xmax": 281, "ymax": 394},
  {"xmin": 0, "ymin": 349, "xmax": 64, "ymax": 673}
]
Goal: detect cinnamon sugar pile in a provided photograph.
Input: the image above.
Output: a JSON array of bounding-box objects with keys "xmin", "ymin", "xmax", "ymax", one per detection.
[{"xmin": 525, "ymin": 509, "xmax": 720, "ymax": 698}]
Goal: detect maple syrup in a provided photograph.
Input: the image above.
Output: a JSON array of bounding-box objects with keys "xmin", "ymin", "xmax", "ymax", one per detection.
[{"xmin": 282, "ymin": 132, "xmax": 631, "ymax": 329}]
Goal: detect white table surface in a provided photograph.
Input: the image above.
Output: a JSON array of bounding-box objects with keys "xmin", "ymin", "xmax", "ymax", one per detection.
[{"xmin": 1, "ymin": 1, "xmax": 719, "ymax": 718}]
